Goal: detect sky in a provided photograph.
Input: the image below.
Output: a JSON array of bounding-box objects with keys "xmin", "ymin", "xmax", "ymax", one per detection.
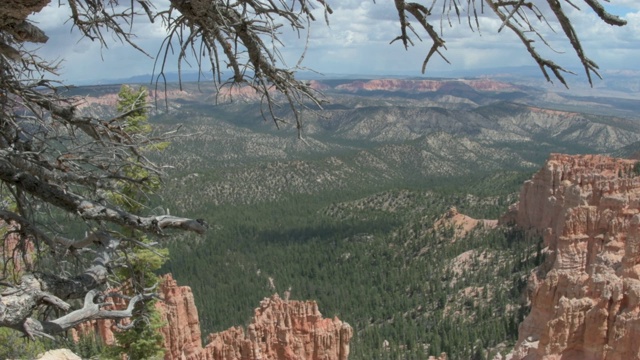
[{"xmin": 27, "ymin": 1, "xmax": 640, "ymax": 85}]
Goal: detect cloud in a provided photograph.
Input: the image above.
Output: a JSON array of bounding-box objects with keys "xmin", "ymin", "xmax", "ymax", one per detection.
[{"xmin": 24, "ymin": 1, "xmax": 639, "ymax": 84}]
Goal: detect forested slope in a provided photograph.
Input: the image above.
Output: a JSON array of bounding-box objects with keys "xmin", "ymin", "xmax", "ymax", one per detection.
[{"xmin": 71, "ymin": 79, "xmax": 640, "ymax": 359}]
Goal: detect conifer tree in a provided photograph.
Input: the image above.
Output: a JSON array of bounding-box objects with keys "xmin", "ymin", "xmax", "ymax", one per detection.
[{"xmin": 103, "ymin": 85, "xmax": 167, "ymax": 360}]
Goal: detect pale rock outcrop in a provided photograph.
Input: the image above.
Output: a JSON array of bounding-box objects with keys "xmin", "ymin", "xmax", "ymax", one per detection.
[
  {"xmin": 36, "ymin": 349, "xmax": 81, "ymax": 360},
  {"xmin": 434, "ymin": 206, "xmax": 498, "ymax": 239},
  {"xmin": 506, "ymin": 154, "xmax": 640, "ymax": 360},
  {"xmin": 203, "ymin": 294, "xmax": 353, "ymax": 360},
  {"xmin": 428, "ymin": 354, "xmax": 448, "ymax": 360}
]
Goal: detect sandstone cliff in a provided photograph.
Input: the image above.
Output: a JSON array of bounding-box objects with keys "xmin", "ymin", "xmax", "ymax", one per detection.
[
  {"xmin": 73, "ymin": 274, "xmax": 204, "ymax": 358},
  {"xmin": 76, "ymin": 275, "xmax": 352, "ymax": 360},
  {"xmin": 157, "ymin": 274, "xmax": 204, "ymax": 360},
  {"xmin": 203, "ymin": 294, "xmax": 353, "ymax": 360},
  {"xmin": 506, "ymin": 154, "xmax": 640, "ymax": 359}
]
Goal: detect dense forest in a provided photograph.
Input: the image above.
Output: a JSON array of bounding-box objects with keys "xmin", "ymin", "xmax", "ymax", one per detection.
[
  {"xmin": 147, "ymin": 93, "xmax": 561, "ymax": 358},
  {"xmin": 160, "ymin": 178, "xmax": 541, "ymax": 359}
]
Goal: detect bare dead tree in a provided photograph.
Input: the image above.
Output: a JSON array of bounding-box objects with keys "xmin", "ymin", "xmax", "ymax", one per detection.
[
  {"xmin": 391, "ymin": 0, "xmax": 627, "ymax": 87},
  {"xmin": 0, "ymin": 0, "xmax": 629, "ymax": 341},
  {"xmin": 153, "ymin": 0, "xmax": 628, "ymax": 135},
  {"xmin": 0, "ymin": 1, "xmax": 207, "ymax": 339},
  {"xmin": 156, "ymin": 0, "xmax": 333, "ymax": 138}
]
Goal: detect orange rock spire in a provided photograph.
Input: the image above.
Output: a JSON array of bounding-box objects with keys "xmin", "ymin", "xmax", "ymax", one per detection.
[
  {"xmin": 507, "ymin": 154, "xmax": 640, "ymax": 359},
  {"xmin": 75, "ymin": 274, "xmax": 352, "ymax": 360},
  {"xmin": 203, "ymin": 294, "xmax": 352, "ymax": 360}
]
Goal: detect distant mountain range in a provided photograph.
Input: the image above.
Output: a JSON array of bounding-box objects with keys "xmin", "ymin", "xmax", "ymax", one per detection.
[
  {"xmin": 69, "ymin": 77, "xmax": 640, "ymax": 206},
  {"xmin": 90, "ymin": 67, "xmax": 640, "ymax": 97}
]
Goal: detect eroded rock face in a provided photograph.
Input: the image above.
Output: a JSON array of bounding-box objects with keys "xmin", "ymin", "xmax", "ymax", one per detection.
[
  {"xmin": 434, "ymin": 206, "xmax": 498, "ymax": 240},
  {"xmin": 157, "ymin": 274, "xmax": 204, "ymax": 360},
  {"xmin": 203, "ymin": 294, "xmax": 353, "ymax": 360},
  {"xmin": 508, "ymin": 154, "xmax": 640, "ymax": 360},
  {"xmin": 73, "ymin": 274, "xmax": 204, "ymax": 358},
  {"xmin": 76, "ymin": 275, "xmax": 351, "ymax": 360}
]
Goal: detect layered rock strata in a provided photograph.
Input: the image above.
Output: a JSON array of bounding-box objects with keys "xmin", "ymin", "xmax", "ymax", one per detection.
[
  {"xmin": 73, "ymin": 274, "xmax": 204, "ymax": 358},
  {"xmin": 506, "ymin": 154, "xmax": 640, "ymax": 359}
]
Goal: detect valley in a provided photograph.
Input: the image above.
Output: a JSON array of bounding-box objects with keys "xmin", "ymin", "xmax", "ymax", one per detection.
[{"xmin": 71, "ymin": 77, "xmax": 640, "ymax": 359}]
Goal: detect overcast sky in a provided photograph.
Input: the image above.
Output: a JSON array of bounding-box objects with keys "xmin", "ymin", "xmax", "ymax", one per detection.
[{"xmin": 28, "ymin": 1, "xmax": 640, "ymax": 85}]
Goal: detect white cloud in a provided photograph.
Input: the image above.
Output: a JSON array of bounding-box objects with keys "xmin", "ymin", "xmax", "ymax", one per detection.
[{"xmin": 23, "ymin": 1, "xmax": 638, "ymax": 84}]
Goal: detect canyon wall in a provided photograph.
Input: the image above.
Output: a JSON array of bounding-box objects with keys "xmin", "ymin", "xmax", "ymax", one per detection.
[{"xmin": 506, "ymin": 154, "xmax": 640, "ymax": 359}]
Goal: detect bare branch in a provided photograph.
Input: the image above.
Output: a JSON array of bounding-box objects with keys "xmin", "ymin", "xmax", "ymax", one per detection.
[
  {"xmin": 583, "ymin": 0, "xmax": 626, "ymax": 26},
  {"xmin": 40, "ymin": 289, "xmax": 156, "ymax": 335},
  {"xmin": 0, "ymin": 157, "xmax": 207, "ymax": 235},
  {"xmin": 160, "ymin": 0, "xmax": 328, "ymax": 137}
]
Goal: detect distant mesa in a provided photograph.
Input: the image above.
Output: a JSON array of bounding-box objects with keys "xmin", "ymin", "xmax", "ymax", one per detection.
[
  {"xmin": 333, "ymin": 78, "xmax": 520, "ymax": 93},
  {"xmin": 70, "ymin": 77, "xmax": 524, "ymax": 112}
]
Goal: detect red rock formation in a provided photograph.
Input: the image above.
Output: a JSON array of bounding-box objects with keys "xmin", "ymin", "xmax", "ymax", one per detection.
[
  {"xmin": 506, "ymin": 154, "xmax": 640, "ymax": 360},
  {"xmin": 74, "ymin": 275, "xmax": 351, "ymax": 360},
  {"xmin": 157, "ymin": 274, "xmax": 204, "ymax": 360},
  {"xmin": 202, "ymin": 294, "xmax": 353, "ymax": 360},
  {"xmin": 73, "ymin": 274, "xmax": 203, "ymax": 358}
]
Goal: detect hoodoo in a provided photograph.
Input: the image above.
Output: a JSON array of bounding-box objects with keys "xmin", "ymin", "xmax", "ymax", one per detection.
[{"xmin": 506, "ymin": 154, "xmax": 640, "ymax": 359}]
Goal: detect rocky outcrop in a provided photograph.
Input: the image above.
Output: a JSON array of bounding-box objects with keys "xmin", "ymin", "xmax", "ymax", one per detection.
[
  {"xmin": 507, "ymin": 154, "xmax": 640, "ymax": 359},
  {"xmin": 73, "ymin": 274, "xmax": 204, "ymax": 358},
  {"xmin": 157, "ymin": 274, "xmax": 204, "ymax": 360},
  {"xmin": 36, "ymin": 349, "xmax": 82, "ymax": 360},
  {"xmin": 75, "ymin": 275, "xmax": 351, "ymax": 360},
  {"xmin": 434, "ymin": 206, "xmax": 498, "ymax": 240},
  {"xmin": 203, "ymin": 294, "xmax": 352, "ymax": 360}
]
